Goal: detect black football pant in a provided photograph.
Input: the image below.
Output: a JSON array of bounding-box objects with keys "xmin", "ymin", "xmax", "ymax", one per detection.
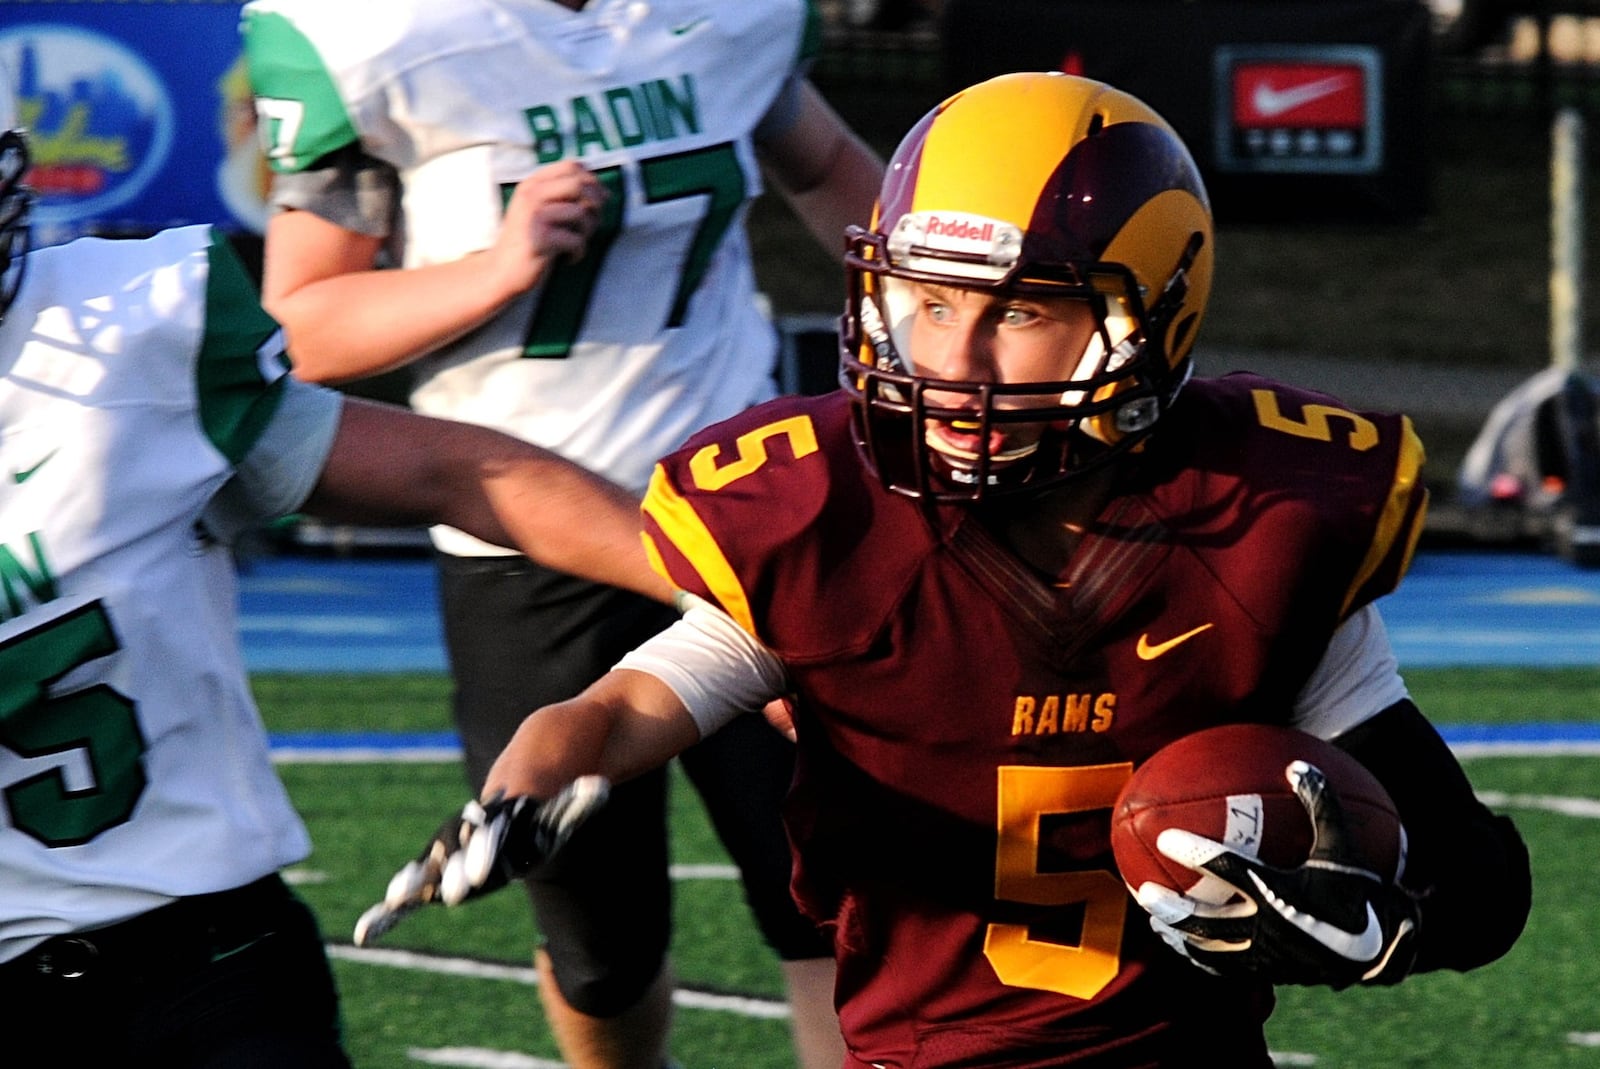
[{"xmin": 0, "ymin": 874, "xmax": 349, "ymax": 1068}]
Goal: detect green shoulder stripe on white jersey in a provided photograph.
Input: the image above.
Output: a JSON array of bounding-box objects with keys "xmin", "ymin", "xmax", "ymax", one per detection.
[
  {"xmin": 242, "ymin": 8, "xmax": 360, "ymax": 173},
  {"xmin": 197, "ymin": 230, "xmax": 288, "ymax": 466}
]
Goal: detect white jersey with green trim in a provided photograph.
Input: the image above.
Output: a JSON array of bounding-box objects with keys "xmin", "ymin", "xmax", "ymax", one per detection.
[
  {"xmin": 245, "ymin": 0, "xmax": 819, "ymax": 553},
  {"xmin": 0, "ymin": 225, "xmax": 343, "ymax": 963}
]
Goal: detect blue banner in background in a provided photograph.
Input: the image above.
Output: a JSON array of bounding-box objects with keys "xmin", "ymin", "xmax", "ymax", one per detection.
[{"xmin": 0, "ymin": 3, "xmax": 267, "ymax": 247}]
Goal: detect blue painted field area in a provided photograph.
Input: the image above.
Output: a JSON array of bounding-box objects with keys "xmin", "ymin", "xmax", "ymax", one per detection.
[
  {"xmin": 238, "ymin": 549, "xmax": 1600, "ymax": 674},
  {"xmin": 239, "ymin": 556, "xmax": 447, "ymax": 673},
  {"xmin": 245, "ymin": 549, "xmax": 1600, "ymax": 757},
  {"xmin": 1379, "ymin": 550, "xmax": 1600, "ymax": 666}
]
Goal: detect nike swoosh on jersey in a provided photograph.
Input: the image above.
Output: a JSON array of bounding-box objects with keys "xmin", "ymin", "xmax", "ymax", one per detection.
[
  {"xmin": 1135, "ymin": 622, "xmax": 1214, "ymax": 660},
  {"xmin": 1249, "ymin": 871, "xmax": 1387, "ymax": 962},
  {"xmin": 670, "ymin": 16, "xmax": 710, "ymax": 35},
  {"xmin": 12, "ymin": 449, "xmax": 58, "ymax": 484},
  {"xmin": 1250, "ymin": 75, "xmax": 1352, "ymax": 119}
]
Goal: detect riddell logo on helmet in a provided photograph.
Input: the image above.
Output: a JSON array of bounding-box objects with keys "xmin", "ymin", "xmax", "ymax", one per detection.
[
  {"xmin": 906, "ymin": 211, "xmax": 1009, "ymax": 255},
  {"xmin": 888, "ymin": 211, "xmax": 1020, "ymax": 274},
  {"xmin": 925, "ymin": 216, "xmax": 995, "ymax": 242}
]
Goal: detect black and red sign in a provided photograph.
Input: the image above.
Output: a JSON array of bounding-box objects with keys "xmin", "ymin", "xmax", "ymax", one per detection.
[{"xmin": 1215, "ymin": 47, "xmax": 1383, "ymax": 175}]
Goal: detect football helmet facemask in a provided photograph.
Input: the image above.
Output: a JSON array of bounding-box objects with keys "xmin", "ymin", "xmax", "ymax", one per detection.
[
  {"xmin": 0, "ymin": 67, "xmax": 33, "ymax": 326},
  {"xmin": 840, "ymin": 72, "xmax": 1213, "ymax": 503}
]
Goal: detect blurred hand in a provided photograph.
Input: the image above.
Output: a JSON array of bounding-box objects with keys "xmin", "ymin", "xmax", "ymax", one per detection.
[{"xmin": 487, "ymin": 160, "xmax": 608, "ymax": 297}]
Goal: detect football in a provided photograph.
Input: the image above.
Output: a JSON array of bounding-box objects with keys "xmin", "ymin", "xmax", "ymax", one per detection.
[{"xmin": 1110, "ymin": 723, "xmax": 1404, "ymax": 904}]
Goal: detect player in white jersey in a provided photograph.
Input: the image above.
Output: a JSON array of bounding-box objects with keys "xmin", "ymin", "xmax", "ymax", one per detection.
[
  {"xmin": 0, "ymin": 76, "xmax": 667, "ymax": 1066},
  {"xmin": 243, "ymin": 3, "xmax": 882, "ymax": 1067}
]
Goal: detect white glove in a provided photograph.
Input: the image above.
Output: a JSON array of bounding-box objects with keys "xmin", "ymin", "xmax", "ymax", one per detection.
[{"xmin": 354, "ymin": 775, "xmax": 609, "ymax": 946}]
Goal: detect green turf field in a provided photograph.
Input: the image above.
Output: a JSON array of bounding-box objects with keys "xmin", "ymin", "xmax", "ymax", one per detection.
[{"xmin": 258, "ymin": 669, "xmax": 1600, "ymax": 1069}]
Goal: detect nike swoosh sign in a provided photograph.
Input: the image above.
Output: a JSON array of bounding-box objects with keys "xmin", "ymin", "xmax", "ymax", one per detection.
[
  {"xmin": 1250, "ymin": 871, "xmax": 1387, "ymax": 962},
  {"xmin": 670, "ymin": 16, "xmax": 709, "ymax": 35},
  {"xmin": 12, "ymin": 449, "xmax": 58, "ymax": 484},
  {"xmin": 1251, "ymin": 74, "xmax": 1352, "ymax": 119},
  {"xmin": 1136, "ymin": 623, "xmax": 1214, "ymax": 660}
]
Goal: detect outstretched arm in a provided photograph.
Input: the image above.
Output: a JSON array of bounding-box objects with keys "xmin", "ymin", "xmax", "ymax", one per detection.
[
  {"xmin": 355, "ymin": 597, "xmax": 787, "ymax": 943},
  {"xmin": 485, "ymin": 668, "xmax": 705, "ymax": 799},
  {"xmin": 303, "ymin": 396, "xmax": 672, "ymax": 603},
  {"xmin": 484, "ymin": 591, "xmax": 790, "ymax": 796},
  {"xmin": 355, "ymin": 668, "xmax": 702, "ymax": 946}
]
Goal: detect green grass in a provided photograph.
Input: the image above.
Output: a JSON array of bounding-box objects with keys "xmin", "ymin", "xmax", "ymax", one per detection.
[
  {"xmin": 1404, "ymin": 666, "xmax": 1600, "ymax": 722},
  {"xmin": 257, "ymin": 670, "xmax": 1600, "ymax": 1069},
  {"xmin": 251, "ymin": 666, "xmax": 1600, "ymax": 732},
  {"xmin": 252, "ymin": 674, "xmax": 456, "ymax": 733},
  {"xmin": 1269, "ymin": 754, "xmax": 1599, "ymax": 1069}
]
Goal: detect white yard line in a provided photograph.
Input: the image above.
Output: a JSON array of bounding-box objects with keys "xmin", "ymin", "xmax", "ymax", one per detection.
[
  {"xmin": 407, "ymin": 1050, "xmax": 564, "ymax": 1068},
  {"xmin": 325, "ymin": 943, "xmax": 791, "ymax": 1020}
]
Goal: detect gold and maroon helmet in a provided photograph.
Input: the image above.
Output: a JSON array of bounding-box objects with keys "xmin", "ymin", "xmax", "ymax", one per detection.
[{"xmin": 840, "ymin": 72, "xmax": 1213, "ymax": 502}]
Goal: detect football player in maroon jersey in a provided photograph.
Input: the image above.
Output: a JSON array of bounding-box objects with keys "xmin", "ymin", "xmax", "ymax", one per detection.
[{"xmin": 366, "ymin": 72, "xmax": 1531, "ymax": 1068}]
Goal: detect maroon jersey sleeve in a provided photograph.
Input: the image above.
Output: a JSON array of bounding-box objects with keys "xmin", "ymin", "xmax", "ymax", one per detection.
[
  {"xmin": 1149, "ymin": 372, "xmax": 1427, "ymax": 620},
  {"xmin": 641, "ymin": 391, "xmax": 935, "ymax": 662}
]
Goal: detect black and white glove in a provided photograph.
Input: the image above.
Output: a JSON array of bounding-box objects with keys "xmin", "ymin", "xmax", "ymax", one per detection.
[
  {"xmin": 1132, "ymin": 760, "xmax": 1419, "ymax": 988},
  {"xmin": 354, "ymin": 775, "xmax": 609, "ymax": 946}
]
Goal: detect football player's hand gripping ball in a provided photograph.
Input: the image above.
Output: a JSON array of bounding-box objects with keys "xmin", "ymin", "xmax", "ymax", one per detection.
[
  {"xmin": 354, "ymin": 775, "xmax": 610, "ymax": 946},
  {"xmin": 1133, "ymin": 760, "xmax": 1420, "ymax": 988}
]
